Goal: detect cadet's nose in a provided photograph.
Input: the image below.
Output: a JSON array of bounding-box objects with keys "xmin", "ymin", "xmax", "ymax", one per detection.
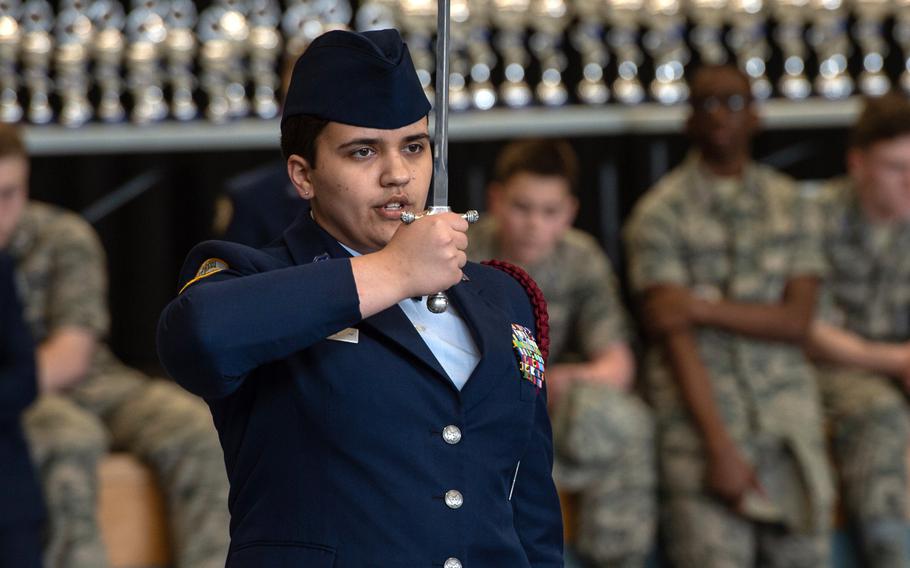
[{"xmin": 380, "ymin": 153, "xmax": 411, "ymax": 188}]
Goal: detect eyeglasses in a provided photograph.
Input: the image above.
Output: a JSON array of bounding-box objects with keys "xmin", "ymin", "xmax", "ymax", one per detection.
[{"xmin": 692, "ymin": 94, "xmax": 750, "ymax": 113}]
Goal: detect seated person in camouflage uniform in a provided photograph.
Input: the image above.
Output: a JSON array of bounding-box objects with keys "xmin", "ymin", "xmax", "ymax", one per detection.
[
  {"xmin": 624, "ymin": 64, "xmax": 834, "ymax": 567},
  {"xmin": 0, "ymin": 124, "xmax": 230, "ymax": 568},
  {"xmin": 466, "ymin": 139, "xmax": 655, "ymax": 567},
  {"xmin": 807, "ymin": 93, "xmax": 910, "ymax": 568}
]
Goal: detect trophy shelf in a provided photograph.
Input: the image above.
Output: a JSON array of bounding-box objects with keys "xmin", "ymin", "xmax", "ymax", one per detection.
[{"xmin": 22, "ymin": 97, "xmax": 861, "ymax": 156}]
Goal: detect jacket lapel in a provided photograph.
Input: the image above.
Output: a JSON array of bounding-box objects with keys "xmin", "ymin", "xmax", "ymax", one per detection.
[
  {"xmin": 449, "ymin": 273, "xmax": 518, "ymax": 410},
  {"xmin": 359, "ymin": 308, "xmax": 451, "ymax": 384},
  {"xmin": 283, "ymin": 213, "xmax": 452, "ymax": 385}
]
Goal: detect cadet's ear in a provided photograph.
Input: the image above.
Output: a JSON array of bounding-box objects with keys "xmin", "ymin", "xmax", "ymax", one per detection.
[
  {"xmin": 566, "ymin": 194, "xmax": 579, "ymax": 224},
  {"xmin": 287, "ymin": 155, "xmax": 315, "ymax": 200},
  {"xmin": 846, "ymin": 146, "xmax": 865, "ymax": 180}
]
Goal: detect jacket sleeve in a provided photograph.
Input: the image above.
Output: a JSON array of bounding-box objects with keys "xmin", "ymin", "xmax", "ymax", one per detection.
[
  {"xmin": 495, "ymin": 270, "xmax": 564, "ymax": 566},
  {"xmin": 0, "ymin": 255, "xmax": 38, "ymax": 419},
  {"xmin": 156, "ymin": 241, "xmax": 362, "ymax": 400}
]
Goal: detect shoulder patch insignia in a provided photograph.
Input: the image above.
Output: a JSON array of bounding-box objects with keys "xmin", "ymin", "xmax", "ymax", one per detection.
[
  {"xmin": 511, "ymin": 323, "xmax": 545, "ymax": 389},
  {"xmin": 179, "ymin": 258, "xmax": 229, "ymax": 294}
]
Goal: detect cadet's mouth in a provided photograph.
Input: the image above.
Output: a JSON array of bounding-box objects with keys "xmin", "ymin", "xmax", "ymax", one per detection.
[{"xmin": 376, "ymin": 196, "xmax": 411, "ymax": 219}]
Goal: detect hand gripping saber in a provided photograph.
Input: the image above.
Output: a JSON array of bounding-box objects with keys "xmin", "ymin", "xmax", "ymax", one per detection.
[{"xmin": 400, "ymin": 0, "xmax": 479, "ymax": 314}]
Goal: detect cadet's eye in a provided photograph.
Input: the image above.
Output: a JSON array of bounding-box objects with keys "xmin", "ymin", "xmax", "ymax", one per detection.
[
  {"xmin": 404, "ymin": 142, "xmax": 425, "ymax": 154},
  {"xmin": 512, "ymin": 201, "xmax": 532, "ymax": 214},
  {"xmin": 351, "ymin": 147, "xmax": 375, "ymax": 158}
]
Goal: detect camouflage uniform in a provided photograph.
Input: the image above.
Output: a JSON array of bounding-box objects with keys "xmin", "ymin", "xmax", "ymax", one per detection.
[
  {"xmin": 624, "ymin": 154, "xmax": 834, "ymax": 567},
  {"xmin": 7, "ymin": 201, "xmax": 230, "ymax": 568},
  {"xmin": 468, "ymin": 219, "xmax": 656, "ymax": 567},
  {"xmin": 814, "ymin": 177, "xmax": 910, "ymax": 568}
]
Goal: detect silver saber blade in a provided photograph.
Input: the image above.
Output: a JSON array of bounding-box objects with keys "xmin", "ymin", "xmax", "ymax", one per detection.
[{"xmin": 432, "ymin": 0, "xmax": 450, "ymax": 209}]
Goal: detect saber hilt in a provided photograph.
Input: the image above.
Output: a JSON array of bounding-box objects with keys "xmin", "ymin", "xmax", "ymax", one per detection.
[
  {"xmin": 400, "ymin": 208, "xmax": 479, "ymax": 224},
  {"xmin": 400, "ymin": 207, "xmax": 479, "ymax": 313}
]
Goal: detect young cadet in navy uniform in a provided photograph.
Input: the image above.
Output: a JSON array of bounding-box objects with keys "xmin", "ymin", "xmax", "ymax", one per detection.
[
  {"xmin": 157, "ymin": 29, "xmax": 564, "ymax": 568},
  {"xmin": 0, "ymin": 252, "xmax": 44, "ymax": 568}
]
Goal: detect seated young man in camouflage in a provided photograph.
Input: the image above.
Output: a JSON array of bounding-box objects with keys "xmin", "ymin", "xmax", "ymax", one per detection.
[
  {"xmin": 0, "ymin": 124, "xmax": 229, "ymax": 568},
  {"xmin": 466, "ymin": 139, "xmax": 655, "ymax": 567},
  {"xmin": 624, "ymin": 64, "xmax": 834, "ymax": 567},
  {"xmin": 807, "ymin": 93, "xmax": 910, "ymax": 567}
]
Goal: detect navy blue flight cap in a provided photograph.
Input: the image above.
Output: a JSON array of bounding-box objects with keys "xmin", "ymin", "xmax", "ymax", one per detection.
[{"xmin": 282, "ymin": 29, "xmax": 431, "ymax": 130}]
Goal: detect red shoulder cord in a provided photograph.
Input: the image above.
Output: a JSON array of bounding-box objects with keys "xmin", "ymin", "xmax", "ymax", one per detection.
[{"xmin": 481, "ymin": 259, "xmax": 550, "ymax": 363}]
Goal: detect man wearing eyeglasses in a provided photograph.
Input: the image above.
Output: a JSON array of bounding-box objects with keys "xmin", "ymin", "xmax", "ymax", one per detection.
[{"xmin": 624, "ymin": 64, "xmax": 834, "ymax": 566}]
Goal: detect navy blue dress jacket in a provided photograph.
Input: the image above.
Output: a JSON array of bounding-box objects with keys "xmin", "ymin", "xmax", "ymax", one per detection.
[
  {"xmin": 0, "ymin": 253, "xmax": 44, "ymax": 526},
  {"xmin": 157, "ymin": 212, "xmax": 564, "ymax": 567}
]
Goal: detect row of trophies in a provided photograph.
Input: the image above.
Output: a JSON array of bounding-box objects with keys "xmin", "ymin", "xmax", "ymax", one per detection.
[{"xmin": 0, "ymin": 0, "xmax": 908, "ymax": 126}]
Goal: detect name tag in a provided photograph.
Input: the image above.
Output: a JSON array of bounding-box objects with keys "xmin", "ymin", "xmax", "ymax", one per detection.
[{"xmin": 327, "ymin": 328, "xmax": 359, "ymax": 344}]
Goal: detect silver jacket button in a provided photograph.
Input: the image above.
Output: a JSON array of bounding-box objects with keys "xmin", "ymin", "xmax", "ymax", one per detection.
[
  {"xmin": 444, "ymin": 489, "xmax": 464, "ymax": 509},
  {"xmin": 444, "ymin": 558, "xmax": 463, "ymax": 568},
  {"xmin": 442, "ymin": 425, "xmax": 462, "ymax": 445}
]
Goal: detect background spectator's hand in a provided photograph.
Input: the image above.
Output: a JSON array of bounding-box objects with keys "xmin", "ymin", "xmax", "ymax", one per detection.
[
  {"xmin": 545, "ymin": 363, "xmax": 582, "ymax": 408},
  {"xmin": 643, "ymin": 285, "xmax": 698, "ymax": 336},
  {"xmin": 546, "ymin": 361, "xmax": 632, "ymax": 409},
  {"xmin": 899, "ymin": 344, "xmax": 910, "ymax": 390},
  {"xmin": 706, "ymin": 442, "xmax": 762, "ymax": 507}
]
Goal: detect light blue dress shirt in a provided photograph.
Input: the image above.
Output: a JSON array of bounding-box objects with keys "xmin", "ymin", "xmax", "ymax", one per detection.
[{"xmin": 340, "ymin": 243, "xmax": 480, "ymax": 390}]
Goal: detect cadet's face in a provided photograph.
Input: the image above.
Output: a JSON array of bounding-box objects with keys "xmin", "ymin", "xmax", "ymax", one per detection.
[
  {"xmin": 687, "ymin": 69, "xmax": 758, "ymax": 161},
  {"xmin": 0, "ymin": 155, "xmax": 28, "ymax": 249},
  {"xmin": 850, "ymin": 135, "xmax": 910, "ymax": 221},
  {"xmin": 490, "ymin": 173, "xmax": 577, "ymax": 266},
  {"xmin": 293, "ymin": 118, "xmax": 431, "ymax": 253}
]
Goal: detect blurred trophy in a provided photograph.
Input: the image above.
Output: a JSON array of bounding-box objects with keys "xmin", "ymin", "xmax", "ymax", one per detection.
[
  {"xmin": 223, "ymin": 6, "xmax": 251, "ymax": 119},
  {"xmin": 60, "ymin": 0, "xmax": 90, "ymax": 11},
  {"xmin": 132, "ymin": 0, "xmax": 167, "ymax": 17},
  {"xmin": 55, "ymin": 8, "xmax": 94, "ymax": 127},
  {"xmin": 464, "ymin": 0, "xmax": 497, "ymax": 110},
  {"xmin": 570, "ymin": 0, "xmax": 609, "ymax": 104},
  {"xmin": 355, "ymin": 0, "xmax": 396, "ymax": 33},
  {"xmin": 853, "ymin": 0, "xmax": 891, "ymax": 96},
  {"xmin": 125, "ymin": 6, "xmax": 168, "ymax": 124},
  {"xmin": 606, "ymin": 0, "xmax": 645, "ymax": 104},
  {"xmin": 285, "ymin": 0, "xmax": 351, "ymax": 57},
  {"xmin": 529, "ymin": 0, "xmax": 571, "ymax": 106},
  {"xmin": 89, "ymin": 0, "xmax": 127, "ymax": 123},
  {"xmin": 897, "ymin": 1, "xmax": 910, "ymax": 94},
  {"xmin": 690, "ymin": 0, "xmax": 728, "ymax": 66},
  {"xmin": 212, "ymin": 5, "xmax": 251, "ymax": 119},
  {"xmin": 644, "ymin": 0, "xmax": 689, "ymax": 105},
  {"xmin": 772, "ymin": 0, "xmax": 810, "ymax": 99},
  {"xmin": 198, "ymin": 5, "xmax": 252, "ymax": 122},
  {"xmin": 446, "ymin": 0, "xmax": 472, "ymax": 111},
  {"xmin": 728, "ymin": 0, "xmax": 772, "ymax": 99},
  {"xmin": 399, "ymin": 0, "xmax": 437, "ymax": 103},
  {"xmin": 198, "ymin": 6, "xmax": 234, "ymax": 123},
  {"xmin": 492, "ymin": 0, "xmax": 533, "ymax": 108},
  {"xmin": 164, "ymin": 0, "xmax": 198, "ymax": 121},
  {"xmin": 0, "ymin": 4, "xmax": 21, "ymax": 123},
  {"xmin": 20, "ymin": 0, "xmax": 54, "ymax": 124},
  {"xmin": 248, "ymin": 0, "xmax": 282, "ymax": 119},
  {"xmin": 807, "ymin": 0, "xmax": 853, "ymax": 99}
]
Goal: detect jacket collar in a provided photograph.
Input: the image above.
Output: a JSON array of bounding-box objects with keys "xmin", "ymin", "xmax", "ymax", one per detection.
[{"xmin": 282, "ymin": 210, "xmax": 351, "ymax": 265}]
